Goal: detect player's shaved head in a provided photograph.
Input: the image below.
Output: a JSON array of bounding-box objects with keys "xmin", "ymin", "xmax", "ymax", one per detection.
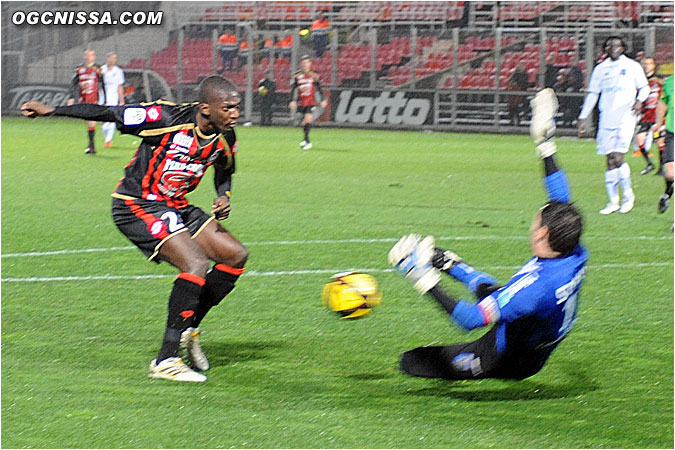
[
  {"xmin": 604, "ymin": 36, "xmax": 625, "ymax": 60},
  {"xmin": 198, "ymin": 76, "xmax": 239, "ymax": 104}
]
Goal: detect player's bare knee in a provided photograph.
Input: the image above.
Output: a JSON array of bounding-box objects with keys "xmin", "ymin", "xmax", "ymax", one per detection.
[
  {"xmin": 231, "ymin": 243, "xmax": 249, "ymax": 267},
  {"xmin": 185, "ymin": 255, "xmax": 210, "ymax": 278},
  {"xmin": 606, "ymin": 152, "xmax": 623, "ymax": 169}
]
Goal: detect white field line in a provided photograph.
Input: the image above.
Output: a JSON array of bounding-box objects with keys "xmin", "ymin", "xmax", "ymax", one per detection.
[
  {"xmin": 1, "ymin": 262, "xmax": 672, "ymax": 283},
  {"xmin": 1, "ymin": 235, "xmax": 672, "ymax": 258}
]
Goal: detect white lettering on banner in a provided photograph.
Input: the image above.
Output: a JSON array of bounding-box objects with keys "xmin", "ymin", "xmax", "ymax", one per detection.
[
  {"xmin": 335, "ymin": 91, "xmax": 430, "ymax": 126},
  {"xmin": 8, "ymin": 86, "xmax": 71, "ymax": 109}
]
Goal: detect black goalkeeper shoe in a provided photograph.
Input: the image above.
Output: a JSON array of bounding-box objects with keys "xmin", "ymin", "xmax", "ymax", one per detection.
[
  {"xmin": 658, "ymin": 193, "xmax": 671, "ymax": 213},
  {"xmin": 640, "ymin": 163, "xmax": 654, "ymax": 175}
]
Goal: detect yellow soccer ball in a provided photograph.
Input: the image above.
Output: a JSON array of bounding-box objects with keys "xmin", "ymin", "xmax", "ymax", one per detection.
[{"xmin": 322, "ymin": 272, "xmax": 382, "ymax": 319}]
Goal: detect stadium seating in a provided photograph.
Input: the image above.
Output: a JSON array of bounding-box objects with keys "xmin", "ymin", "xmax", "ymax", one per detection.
[{"xmin": 134, "ymin": 1, "xmax": 668, "ymax": 92}]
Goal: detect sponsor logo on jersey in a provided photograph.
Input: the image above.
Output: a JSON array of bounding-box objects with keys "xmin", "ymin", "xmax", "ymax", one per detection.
[
  {"xmin": 123, "ymin": 107, "xmax": 147, "ymax": 125},
  {"xmin": 168, "ymin": 131, "xmax": 194, "ymax": 154},
  {"xmin": 146, "ymin": 106, "xmax": 161, "ymax": 122},
  {"xmin": 163, "ymin": 159, "xmax": 205, "ymax": 174},
  {"xmin": 148, "ymin": 219, "xmax": 166, "ymax": 237},
  {"xmin": 334, "ymin": 90, "xmax": 431, "ymax": 125}
]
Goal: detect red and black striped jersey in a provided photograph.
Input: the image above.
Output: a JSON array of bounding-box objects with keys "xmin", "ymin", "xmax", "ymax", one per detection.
[
  {"xmin": 72, "ymin": 64, "xmax": 103, "ymax": 104},
  {"xmin": 106, "ymin": 101, "xmax": 237, "ymax": 209},
  {"xmin": 290, "ymin": 70, "xmax": 323, "ymax": 107},
  {"xmin": 641, "ymin": 73, "xmax": 663, "ymax": 124}
]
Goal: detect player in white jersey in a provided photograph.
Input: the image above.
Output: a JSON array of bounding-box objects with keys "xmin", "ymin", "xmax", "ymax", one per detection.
[
  {"xmin": 101, "ymin": 52, "xmax": 126, "ymax": 147},
  {"xmin": 578, "ymin": 37, "xmax": 649, "ymax": 215}
]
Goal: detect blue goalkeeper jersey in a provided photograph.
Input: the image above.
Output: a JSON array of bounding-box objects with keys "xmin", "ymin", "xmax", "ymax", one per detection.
[{"xmin": 448, "ymin": 169, "xmax": 588, "ymax": 355}]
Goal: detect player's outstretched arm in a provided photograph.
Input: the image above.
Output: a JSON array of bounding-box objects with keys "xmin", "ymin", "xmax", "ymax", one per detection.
[
  {"xmin": 389, "ymin": 236, "xmax": 498, "ymax": 331},
  {"xmin": 21, "ymin": 100, "xmax": 117, "ymax": 122},
  {"xmin": 431, "ymin": 247, "xmax": 499, "ymax": 298},
  {"xmin": 21, "ymin": 101, "xmax": 55, "ymax": 117},
  {"xmin": 530, "ymin": 88, "xmax": 572, "ymax": 203}
]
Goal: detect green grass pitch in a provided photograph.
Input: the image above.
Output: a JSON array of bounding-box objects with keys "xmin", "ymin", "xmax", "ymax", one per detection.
[{"xmin": 2, "ymin": 117, "xmax": 673, "ymax": 448}]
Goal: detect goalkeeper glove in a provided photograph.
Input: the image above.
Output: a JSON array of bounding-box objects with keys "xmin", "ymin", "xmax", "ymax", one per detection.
[
  {"xmin": 389, "ymin": 235, "xmax": 440, "ymax": 295},
  {"xmin": 432, "ymin": 247, "xmax": 463, "ymax": 272},
  {"xmin": 529, "ymin": 88, "xmax": 558, "ymax": 159}
]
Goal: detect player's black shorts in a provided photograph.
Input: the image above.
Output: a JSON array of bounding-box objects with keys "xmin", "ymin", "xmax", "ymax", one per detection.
[
  {"xmin": 111, "ymin": 196, "xmax": 213, "ymax": 263},
  {"xmin": 664, "ymin": 131, "xmax": 674, "ymax": 164},
  {"xmin": 637, "ymin": 120, "xmax": 655, "ymax": 134},
  {"xmin": 399, "ymin": 326, "xmax": 550, "ymax": 381},
  {"xmin": 297, "ymin": 105, "xmax": 315, "ymax": 115}
]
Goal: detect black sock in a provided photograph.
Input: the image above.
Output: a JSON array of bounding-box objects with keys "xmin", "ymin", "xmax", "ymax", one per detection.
[
  {"xmin": 639, "ymin": 146, "xmax": 652, "ymax": 164},
  {"xmin": 88, "ymin": 128, "xmax": 95, "ymax": 148},
  {"xmin": 303, "ymin": 123, "xmax": 310, "ymax": 142},
  {"xmin": 156, "ymin": 273, "xmax": 204, "ymax": 362},
  {"xmin": 193, "ymin": 264, "xmax": 244, "ymax": 327},
  {"xmin": 666, "ymin": 179, "xmax": 673, "ymax": 198}
]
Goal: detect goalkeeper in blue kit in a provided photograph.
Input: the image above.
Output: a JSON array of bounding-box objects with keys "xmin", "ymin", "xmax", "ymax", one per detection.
[{"xmin": 389, "ymin": 89, "xmax": 588, "ymax": 380}]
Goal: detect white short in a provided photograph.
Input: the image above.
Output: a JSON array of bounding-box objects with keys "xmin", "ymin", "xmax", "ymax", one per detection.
[
  {"xmin": 596, "ymin": 114, "xmax": 637, "ymax": 155},
  {"xmin": 596, "ymin": 127, "xmax": 636, "ymax": 155}
]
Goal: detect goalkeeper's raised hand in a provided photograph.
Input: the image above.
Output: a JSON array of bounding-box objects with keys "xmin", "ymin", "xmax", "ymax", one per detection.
[{"xmin": 529, "ymin": 88, "xmax": 558, "ymax": 159}]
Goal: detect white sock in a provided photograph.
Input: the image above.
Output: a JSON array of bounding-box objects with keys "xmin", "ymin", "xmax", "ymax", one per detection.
[
  {"xmin": 605, "ymin": 168, "xmax": 620, "ymax": 205},
  {"xmin": 102, "ymin": 122, "xmax": 115, "ymax": 143},
  {"xmin": 645, "ymin": 129, "xmax": 654, "ymax": 154},
  {"xmin": 617, "ymin": 162, "xmax": 633, "ymax": 198}
]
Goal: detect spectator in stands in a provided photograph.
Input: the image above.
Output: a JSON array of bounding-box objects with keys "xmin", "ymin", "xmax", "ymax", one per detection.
[
  {"xmin": 258, "ymin": 70, "xmax": 276, "ymax": 126},
  {"xmin": 507, "ymin": 62, "xmax": 532, "ymax": 126},
  {"xmin": 311, "ymin": 13, "xmax": 331, "ymax": 58},
  {"xmin": 264, "ymin": 38, "xmax": 274, "ymax": 59},
  {"xmin": 558, "ymin": 59, "xmax": 584, "ymax": 127},
  {"xmin": 278, "ymin": 34, "xmax": 293, "ymax": 59},
  {"xmin": 238, "ymin": 40, "xmax": 249, "ymax": 70},
  {"xmin": 218, "ymin": 31, "xmax": 237, "ymax": 72},
  {"xmin": 544, "ymin": 54, "xmax": 559, "ymax": 89}
]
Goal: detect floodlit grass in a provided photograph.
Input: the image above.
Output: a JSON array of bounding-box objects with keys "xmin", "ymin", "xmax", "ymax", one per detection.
[{"xmin": 2, "ymin": 117, "xmax": 673, "ymax": 448}]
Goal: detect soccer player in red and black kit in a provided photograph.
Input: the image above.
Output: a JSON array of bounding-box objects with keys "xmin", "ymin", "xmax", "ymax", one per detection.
[
  {"xmin": 21, "ymin": 76, "xmax": 248, "ymax": 383},
  {"xmin": 68, "ymin": 49, "xmax": 104, "ymax": 155},
  {"xmin": 289, "ymin": 55, "xmax": 328, "ymax": 150},
  {"xmin": 634, "ymin": 57, "xmax": 664, "ymax": 175}
]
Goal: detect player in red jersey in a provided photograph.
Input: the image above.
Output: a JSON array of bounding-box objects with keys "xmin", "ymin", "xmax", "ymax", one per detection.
[
  {"xmin": 289, "ymin": 55, "xmax": 328, "ymax": 150},
  {"xmin": 21, "ymin": 76, "xmax": 248, "ymax": 383},
  {"xmin": 68, "ymin": 49, "xmax": 103, "ymax": 154},
  {"xmin": 634, "ymin": 57, "xmax": 664, "ymax": 175}
]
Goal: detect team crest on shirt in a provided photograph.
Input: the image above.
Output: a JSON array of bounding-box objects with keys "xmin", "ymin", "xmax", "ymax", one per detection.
[
  {"xmin": 123, "ymin": 107, "xmax": 147, "ymax": 125},
  {"xmin": 146, "ymin": 106, "xmax": 161, "ymax": 122},
  {"xmin": 148, "ymin": 219, "xmax": 167, "ymax": 237}
]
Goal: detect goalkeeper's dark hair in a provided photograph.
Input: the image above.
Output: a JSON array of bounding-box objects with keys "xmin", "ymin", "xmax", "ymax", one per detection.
[
  {"xmin": 198, "ymin": 76, "xmax": 238, "ymax": 104},
  {"xmin": 540, "ymin": 201, "xmax": 583, "ymax": 257}
]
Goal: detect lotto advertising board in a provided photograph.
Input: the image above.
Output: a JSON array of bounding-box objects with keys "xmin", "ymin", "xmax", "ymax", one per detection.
[{"xmin": 330, "ymin": 89, "xmax": 434, "ymax": 126}]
